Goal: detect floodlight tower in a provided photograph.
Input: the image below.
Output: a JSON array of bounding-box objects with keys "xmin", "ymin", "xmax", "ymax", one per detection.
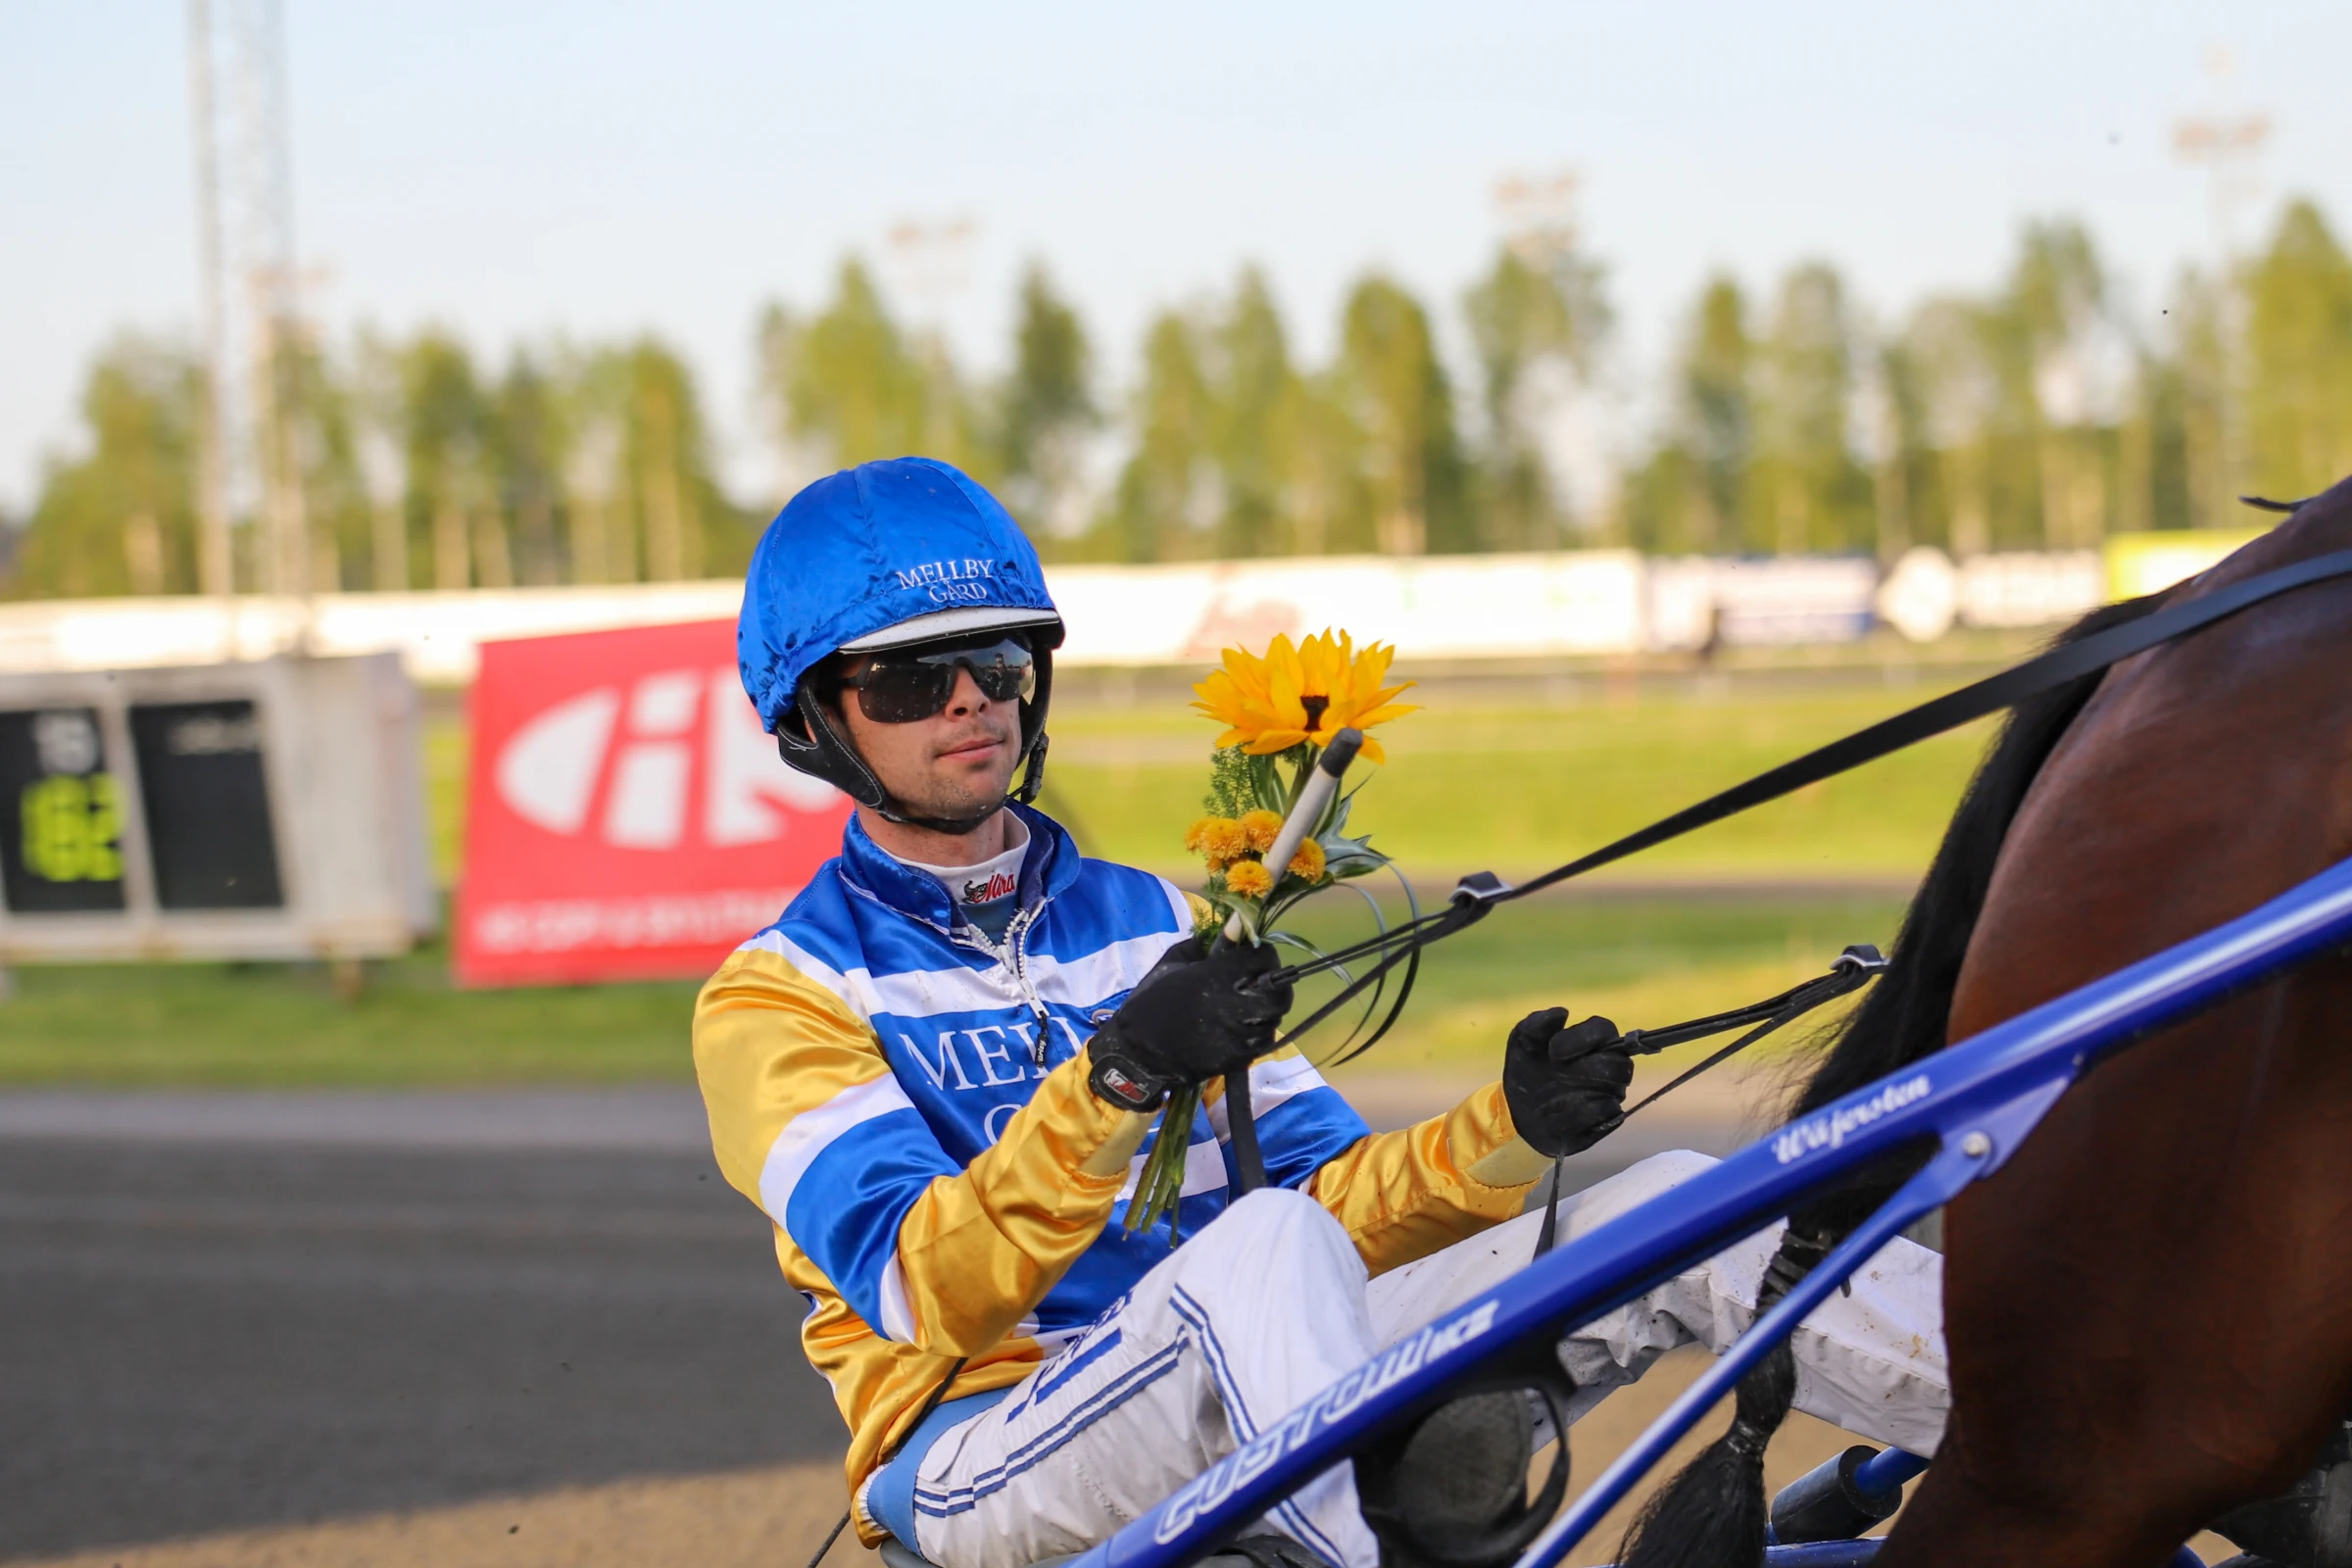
[
  {"xmin": 186, "ymin": 0, "xmax": 233, "ymax": 602},
  {"xmin": 884, "ymin": 216, "xmax": 979, "ymax": 326},
  {"xmin": 187, "ymin": 0, "xmax": 310, "ymax": 611},
  {"xmin": 1494, "ymin": 170, "xmax": 1580, "ymax": 270},
  {"xmin": 2173, "ymin": 46, "xmax": 2272, "ymax": 516}
]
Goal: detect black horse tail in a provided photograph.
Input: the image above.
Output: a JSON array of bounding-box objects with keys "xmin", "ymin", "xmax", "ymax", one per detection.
[
  {"xmin": 1617, "ymin": 592, "xmax": 2170, "ymax": 1568},
  {"xmin": 1613, "ymin": 1220, "xmax": 1833, "ymax": 1568}
]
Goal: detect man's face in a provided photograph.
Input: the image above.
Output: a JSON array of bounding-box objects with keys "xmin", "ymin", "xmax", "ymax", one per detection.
[{"xmin": 833, "ymin": 657, "xmax": 1023, "ymax": 823}]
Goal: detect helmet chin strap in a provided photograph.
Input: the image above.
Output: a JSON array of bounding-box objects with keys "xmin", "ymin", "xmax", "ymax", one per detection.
[
  {"xmin": 797, "ymin": 685, "xmax": 1050, "ymax": 841},
  {"xmin": 868, "ymin": 797, "xmax": 1004, "ymax": 839}
]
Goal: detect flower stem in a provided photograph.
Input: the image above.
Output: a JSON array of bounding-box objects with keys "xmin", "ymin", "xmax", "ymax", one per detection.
[{"xmin": 1123, "ymin": 1086, "xmax": 1200, "ymax": 1239}]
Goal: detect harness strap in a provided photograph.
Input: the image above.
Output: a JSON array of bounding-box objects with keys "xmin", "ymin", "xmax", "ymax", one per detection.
[
  {"xmin": 1614, "ymin": 945, "xmax": 1886, "ymax": 1119},
  {"xmin": 1270, "ymin": 543, "xmax": 2352, "ymax": 1004},
  {"xmin": 1526, "ymin": 947, "xmax": 1885, "ymax": 1261},
  {"xmin": 1509, "ymin": 543, "xmax": 2352, "ymax": 905},
  {"xmin": 1532, "ymin": 1159, "xmax": 1566, "ymax": 1258}
]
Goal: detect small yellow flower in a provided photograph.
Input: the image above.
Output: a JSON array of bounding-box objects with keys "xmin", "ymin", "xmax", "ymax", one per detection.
[
  {"xmin": 1287, "ymin": 838, "xmax": 1327, "ymax": 882},
  {"xmin": 1239, "ymin": 809, "xmax": 1285, "ymax": 852},
  {"xmin": 1190, "ymin": 817, "xmax": 1249, "ymax": 862},
  {"xmin": 1224, "ymin": 858, "xmax": 1274, "ymax": 899},
  {"xmin": 1191, "ymin": 628, "xmax": 1419, "ymax": 763}
]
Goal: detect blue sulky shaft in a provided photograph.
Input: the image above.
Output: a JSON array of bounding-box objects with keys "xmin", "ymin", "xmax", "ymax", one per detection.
[
  {"xmin": 1851, "ymin": 1446, "xmax": 1931, "ymax": 1499},
  {"xmin": 1754, "ymin": 1546, "xmax": 1889, "ymax": 1568},
  {"xmin": 1066, "ymin": 854, "xmax": 2352, "ymax": 1568}
]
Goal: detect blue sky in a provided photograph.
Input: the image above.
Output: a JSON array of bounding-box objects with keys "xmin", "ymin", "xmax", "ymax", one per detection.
[{"xmin": 4, "ymin": 0, "xmax": 2346, "ymax": 514}]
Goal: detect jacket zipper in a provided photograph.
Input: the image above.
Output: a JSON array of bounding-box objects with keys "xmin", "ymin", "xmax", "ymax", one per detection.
[
  {"xmin": 957, "ymin": 906, "xmax": 1053, "ymax": 1063},
  {"xmin": 1010, "ymin": 912, "xmax": 1052, "ymax": 1063}
]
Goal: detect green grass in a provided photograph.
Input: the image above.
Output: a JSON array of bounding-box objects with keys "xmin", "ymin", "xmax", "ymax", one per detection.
[
  {"xmin": 0, "ymin": 892, "xmax": 1906, "ymax": 1087},
  {"xmin": 1281, "ymin": 888, "xmax": 1906, "ymax": 1076},
  {"xmin": 0, "ymin": 937, "xmax": 702, "ymax": 1087},
  {"xmin": 1045, "ymin": 680, "xmax": 1990, "ymax": 881},
  {"xmin": 419, "ymin": 672, "xmax": 1993, "ymax": 887},
  {"xmin": 3, "ymin": 671, "xmax": 1974, "ymax": 1087}
]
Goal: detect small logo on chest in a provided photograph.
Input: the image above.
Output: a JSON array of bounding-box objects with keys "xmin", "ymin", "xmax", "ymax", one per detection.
[{"xmin": 961, "ymin": 870, "xmax": 1018, "ymax": 904}]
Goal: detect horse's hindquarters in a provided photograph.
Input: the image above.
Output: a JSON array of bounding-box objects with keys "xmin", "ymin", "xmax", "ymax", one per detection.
[{"xmin": 1893, "ymin": 490, "xmax": 2352, "ymax": 1568}]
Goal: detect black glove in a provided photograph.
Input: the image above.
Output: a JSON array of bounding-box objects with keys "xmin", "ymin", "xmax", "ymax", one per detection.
[
  {"xmin": 1502, "ymin": 1007, "xmax": 1634, "ymax": 1158},
  {"xmin": 1086, "ymin": 935, "xmax": 1293, "ymax": 1111}
]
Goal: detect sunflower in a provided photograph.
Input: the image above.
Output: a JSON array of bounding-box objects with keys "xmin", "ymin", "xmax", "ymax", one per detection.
[
  {"xmin": 1191, "ymin": 628, "xmax": 1419, "ymax": 763},
  {"xmin": 1223, "ymin": 858, "xmax": 1274, "ymax": 899}
]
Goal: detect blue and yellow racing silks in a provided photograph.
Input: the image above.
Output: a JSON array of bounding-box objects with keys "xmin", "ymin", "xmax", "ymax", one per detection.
[{"xmin": 693, "ymin": 802, "xmax": 1544, "ymax": 1532}]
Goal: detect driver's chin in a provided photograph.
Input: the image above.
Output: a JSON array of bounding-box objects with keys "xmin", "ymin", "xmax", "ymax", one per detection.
[{"xmin": 901, "ymin": 760, "xmax": 1017, "ymax": 823}]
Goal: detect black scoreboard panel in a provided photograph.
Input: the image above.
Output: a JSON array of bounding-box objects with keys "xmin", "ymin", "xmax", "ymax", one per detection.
[
  {"xmin": 0, "ymin": 707, "xmax": 127, "ymax": 913},
  {"xmin": 128, "ymin": 701, "xmax": 286, "ymax": 910}
]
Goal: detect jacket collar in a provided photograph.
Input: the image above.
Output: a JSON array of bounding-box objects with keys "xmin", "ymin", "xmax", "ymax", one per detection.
[{"xmin": 838, "ymin": 801, "xmax": 1081, "ymax": 933}]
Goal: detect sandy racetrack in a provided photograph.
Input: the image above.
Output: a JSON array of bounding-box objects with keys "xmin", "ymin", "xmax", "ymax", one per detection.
[{"xmin": 13, "ymin": 1350, "xmax": 1906, "ymax": 1568}]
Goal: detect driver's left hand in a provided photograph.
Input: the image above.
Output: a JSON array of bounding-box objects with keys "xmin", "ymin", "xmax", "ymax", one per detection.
[{"xmin": 1501, "ymin": 1006, "xmax": 1634, "ymax": 1158}]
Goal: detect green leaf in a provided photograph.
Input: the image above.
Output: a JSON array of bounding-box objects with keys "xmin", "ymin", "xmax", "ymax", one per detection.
[
  {"xmin": 1322, "ymin": 835, "xmax": 1387, "ymax": 880},
  {"xmin": 1315, "ymin": 795, "xmax": 1389, "ymax": 880}
]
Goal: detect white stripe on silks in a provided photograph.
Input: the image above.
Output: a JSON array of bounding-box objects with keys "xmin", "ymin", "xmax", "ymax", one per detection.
[
  {"xmin": 1022, "ymin": 879, "xmax": 1189, "ymax": 1007},
  {"xmin": 1157, "ymin": 877, "xmax": 1195, "ymax": 939},
  {"xmin": 1112, "ymin": 1137, "xmax": 1231, "ymax": 1202},
  {"xmin": 877, "ymin": 1254, "xmax": 918, "ymax": 1342},
  {"xmin": 736, "ymin": 928, "xmax": 851, "ymax": 983},
  {"xmin": 739, "ymin": 881, "xmax": 1188, "ymax": 1024},
  {"xmin": 1206, "ymin": 1055, "xmax": 1331, "ymax": 1142},
  {"xmin": 739, "ymin": 930, "xmax": 1022, "ymax": 1020},
  {"xmin": 1028, "ymin": 928, "xmax": 1190, "ymax": 1010},
  {"xmin": 757, "ymin": 1073, "xmax": 918, "ymax": 1226}
]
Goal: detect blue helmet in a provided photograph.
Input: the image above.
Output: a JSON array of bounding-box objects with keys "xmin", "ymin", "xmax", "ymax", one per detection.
[{"xmin": 738, "ymin": 458, "xmax": 1064, "ymax": 829}]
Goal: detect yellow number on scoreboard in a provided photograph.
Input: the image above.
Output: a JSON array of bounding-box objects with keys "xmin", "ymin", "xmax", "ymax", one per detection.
[{"xmin": 21, "ymin": 772, "xmax": 123, "ymax": 883}]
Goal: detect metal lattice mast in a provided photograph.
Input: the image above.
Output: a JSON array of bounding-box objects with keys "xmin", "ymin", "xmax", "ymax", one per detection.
[
  {"xmin": 189, "ymin": 0, "xmax": 310, "ymax": 610},
  {"xmin": 228, "ymin": 0, "xmax": 308, "ymax": 600},
  {"xmin": 186, "ymin": 0, "xmax": 234, "ymax": 602},
  {"xmin": 2174, "ymin": 47, "xmax": 2272, "ymax": 520}
]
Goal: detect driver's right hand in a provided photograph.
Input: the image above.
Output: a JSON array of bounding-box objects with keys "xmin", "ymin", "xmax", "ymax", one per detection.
[{"xmin": 1084, "ymin": 935, "xmax": 1292, "ymax": 1111}]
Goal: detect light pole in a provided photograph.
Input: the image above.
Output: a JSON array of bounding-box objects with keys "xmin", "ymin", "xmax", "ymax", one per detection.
[
  {"xmin": 186, "ymin": 0, "xmax": 234, "ymax": 608},
  {"xmin": 2173, "ymin": 48, "xmax": 2272, "ymax": 521},
  {"xmin": 187, "ymin": 0, "xmax": 309, "ymax": 638}
]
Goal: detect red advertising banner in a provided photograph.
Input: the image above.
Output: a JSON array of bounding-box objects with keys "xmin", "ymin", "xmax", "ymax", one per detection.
[{"xmin": 455, "ymin": 619, "xmax": 852, "ymax": 986}]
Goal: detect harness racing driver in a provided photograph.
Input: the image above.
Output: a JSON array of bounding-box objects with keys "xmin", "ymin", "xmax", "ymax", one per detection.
[{"xmin": 695, "ymin": 457, "xmax": 1951, "ymax": 1568}]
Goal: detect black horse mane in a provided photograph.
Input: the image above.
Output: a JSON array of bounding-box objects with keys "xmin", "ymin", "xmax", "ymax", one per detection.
[
  {"xmin": 1790, "ymin": 591, "xmax": 2169, "ymax": 1119},
  {"xmin": 1616, "ymin": 591, "xmax": 2175, "ymax": 1568}
]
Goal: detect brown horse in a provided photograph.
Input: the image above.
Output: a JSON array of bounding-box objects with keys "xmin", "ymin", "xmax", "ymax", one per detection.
[
  {"xmin": 1623, "ymin": 478, "xmax": 2352, "ymax": 1568},
  {"xmin": 1888, "ymin": 480, "xmax": 2352, "ymax": 1567}
]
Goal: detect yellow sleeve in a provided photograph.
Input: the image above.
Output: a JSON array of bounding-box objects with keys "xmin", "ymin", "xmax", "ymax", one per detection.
[
  {"xmin": 694, "ymin": 945, "xmax": 1147, "ymax": 1359},
  {"xmin": 1304, "ymin": 1081, "xmax": 1551, "ymax": 1276},
  {"xmin": 893, "ymin": 1054, "xmax": 1142, "ymax": 1354}
]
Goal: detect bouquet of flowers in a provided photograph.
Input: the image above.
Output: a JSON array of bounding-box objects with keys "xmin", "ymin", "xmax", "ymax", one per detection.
[{"xmin": 1125, "ymin": 629, "xmax": 1418, "ymax": 1234}]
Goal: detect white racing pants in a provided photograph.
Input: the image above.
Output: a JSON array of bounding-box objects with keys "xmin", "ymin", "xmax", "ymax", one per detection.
[{"xmin": 892, "ymin": 1151, "xmax": 1948, "ymax": 1568}]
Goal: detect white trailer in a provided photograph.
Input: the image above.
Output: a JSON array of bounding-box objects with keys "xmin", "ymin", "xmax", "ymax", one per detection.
[{"xmin": 0, "ymin": 653, "xmax": 434, "ymax": 966}]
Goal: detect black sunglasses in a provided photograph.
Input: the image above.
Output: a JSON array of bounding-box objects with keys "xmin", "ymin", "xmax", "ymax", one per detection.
[{"xmin": 838, "ymin": 637, "xmax": 1038, "ymax": 724}]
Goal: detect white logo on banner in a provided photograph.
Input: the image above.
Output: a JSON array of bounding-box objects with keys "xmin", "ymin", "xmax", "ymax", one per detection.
[{"xmin": 494, "ymin": 669, "xmax": 839, "ymax": 849}]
